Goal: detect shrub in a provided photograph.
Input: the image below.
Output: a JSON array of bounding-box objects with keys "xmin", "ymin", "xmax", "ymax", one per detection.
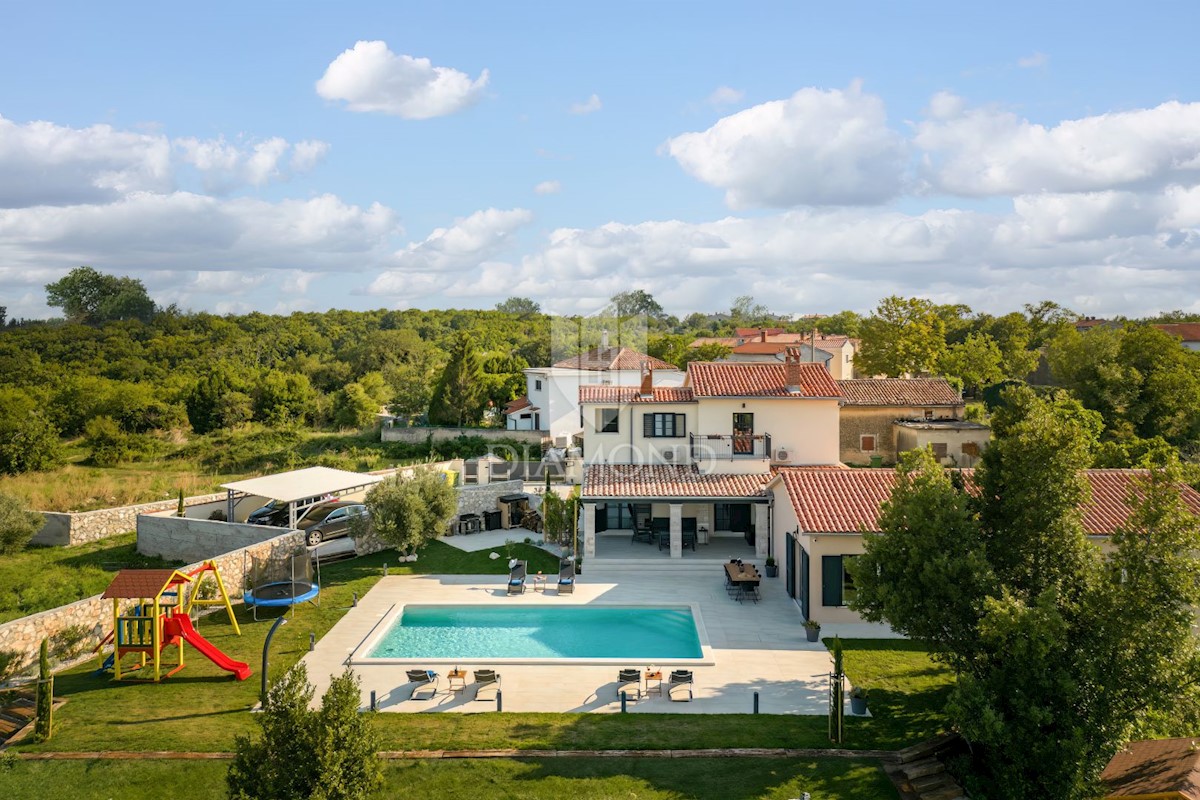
[
  {"xmin": 49, "ymin": 624, "xmax": 92, "ymax": 663},
  {"xmin": 0, "ymin": 648, "xmax": 24, "ymax": 684},
  {"xmin": 0, "ymin": 493, "xmax": 42, "ymax": 555}
]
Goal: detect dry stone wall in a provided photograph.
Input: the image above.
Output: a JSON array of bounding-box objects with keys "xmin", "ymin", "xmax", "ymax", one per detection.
[
  {"xmin": 137, "ymin": 516, "xmax": 297, "ymax": 563},
  {"xmin": 381, "ymin": 425, "xmax": 544, "ymax": 445},
  {"xmin": 0, "ymin": 529, "xmax": 304, "ymax": 677},
  {"xmin": 31, "ymin": 492, "xmax": 229, "ymax": 547}
]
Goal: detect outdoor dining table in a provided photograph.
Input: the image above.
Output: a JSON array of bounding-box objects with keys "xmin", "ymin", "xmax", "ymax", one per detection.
[{"xmin": 724, "ymin": 562, "xmax": 761, "ymax": 603}]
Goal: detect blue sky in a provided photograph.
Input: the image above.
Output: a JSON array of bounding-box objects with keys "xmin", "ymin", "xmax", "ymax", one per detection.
[{"xmin": 3, "ymin": 1, "xmax": 1199, "ymax": 320}]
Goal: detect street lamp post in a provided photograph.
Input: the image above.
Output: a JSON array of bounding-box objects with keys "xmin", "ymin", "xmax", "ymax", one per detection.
[{"xmin": 260, "ymin": 615, "xmax": 288, "ymax": 705}]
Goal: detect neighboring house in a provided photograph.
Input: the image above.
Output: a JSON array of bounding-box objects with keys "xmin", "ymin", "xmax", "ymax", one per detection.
[
  {"xmin": 1100, "ymin": 737, "xmax": 1200, "ymax": 800},
  {"xmin": 1153, "ymin": 322, "xmax": 1200, "ymax": 351},
  {"xmin": 894, "ymin": 419, "xmax": 991, "ymax": 467},
  {"xmin": 837, "ymin": 378, "xmax": 968, "ymax": 465},
  {"xmin": 769, "ymin": 468, "xmax": 1200, "ymax": 626},
  {"xmin": 691, "ymin": 329, "xmax": 858, "ymax": 379},
  {"xmin": 1074, "ymin": 316, "xmax": 1116, "ymax": 333},
  {"xmin": 505, "ymin": 341, "xmax": 681, "ymax": 441},
  {"xmin": 579, "ymin": 351, "xmax": 843, "ymax": 559}
]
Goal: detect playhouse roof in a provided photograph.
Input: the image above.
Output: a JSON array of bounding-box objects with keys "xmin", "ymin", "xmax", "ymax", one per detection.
[{"xmin": 102, "ymin": 569, "xmax": 190, "ymax": 599}]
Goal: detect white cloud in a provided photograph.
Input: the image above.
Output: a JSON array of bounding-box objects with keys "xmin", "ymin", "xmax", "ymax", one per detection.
[
  {"xmin": 569, "ymin": 94, "xmax": 603, "ymax": 115},
  {"xmin": 533, "ymin": 180, "xmax": 561, "ymax": 195},
  {"xmin": 707, "ymin": 86, "xmax": 744, "ymax": 107},
  {"xmin": 664, "ymin": 81, "xmax": 908, "ymax": 207},
  {"xmin": 0, "ymin": 115, "xmax": 173, "ymax": 206},
  {"xmin": 1017, "ymin": 52, "xmax": 1049, "ymax": 69},
  {"xmin": 915, "ymin": 97, "xmax": 1200, "ymax": 196},
  {"xmin": 290, "ymin": 140, "xmax": 331, "ymax": 172},
  {"xmin": 315, "ymin": 40, "xmax": 489, "ymax": 119},
  {"xmin": 366, "ymin": 208, "xmax": 534, "ymax": 295}
]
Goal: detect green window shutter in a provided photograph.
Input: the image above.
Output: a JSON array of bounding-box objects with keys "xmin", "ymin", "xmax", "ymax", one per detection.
[
  {"xmin": 821, "ymin": 556, "xmax": 843, "ymax": 606},
  {"xmin": 644, "ymin": 413, "xmax": 654, "ymax": 437}
]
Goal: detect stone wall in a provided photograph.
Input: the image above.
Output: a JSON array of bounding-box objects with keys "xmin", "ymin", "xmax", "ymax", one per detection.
[
  {"xmin": 30, "ymin": 491, "xmax": 230, "ymax": 547},
  {"xmin": 456, "ymin": 480, "xmax": 526, "ymax": 516},
  {"xmin": 137, "ymin": 516, "xmax": 297, "ymax": 563},
  {"xmin": 381, "ymin": 425, "xmax": 545, "ymax": 446},
  {"xmin": 0, "ymin": 529, "xmax": 304, "ymax": 676}
]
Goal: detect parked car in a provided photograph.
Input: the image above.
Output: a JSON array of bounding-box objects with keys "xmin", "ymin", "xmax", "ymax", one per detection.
[
  {"xmin": 247, "ymin": 499, "xmax": 290, "ymax": 527},
  {"xmin": 298, "ymin": 502, "xmax": 369, "ymax": 547}
]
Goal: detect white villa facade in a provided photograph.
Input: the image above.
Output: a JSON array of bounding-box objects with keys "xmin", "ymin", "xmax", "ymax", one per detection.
[
  {"xmin": 505, "ymin": 345, "xmax": 682, "ymax": 442},
  {"xmin": 579, "ymin": 352, "xmax": 843, "ymax": 562}
]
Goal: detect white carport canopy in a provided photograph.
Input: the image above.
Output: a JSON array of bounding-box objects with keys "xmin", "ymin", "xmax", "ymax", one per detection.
[{"xmin": 222, "ymin": 466, "xmax": 384, "ymax": 527}]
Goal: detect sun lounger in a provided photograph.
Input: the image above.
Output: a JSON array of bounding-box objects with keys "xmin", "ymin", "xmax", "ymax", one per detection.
[
  {"xmin": 474, "ymin": 669, "xmax": 501, "ymax": 702},
  {"xmin": 616, "ymin": 668, "xmax": 642, "ymax": 701},
  {"xmin": 668, "ymin": 669, "xmax": 694, "ymax": 702},
  {"xmin": 507, "ymin": 561, "xmax": 527, "ymax": 595},
  {"xmin": 406, "ymin": 668, "xmax": 439, "ymax": 700},
  {"xmin": 557, "ymin": 560, "xmax": 575, "ymax": 594}
]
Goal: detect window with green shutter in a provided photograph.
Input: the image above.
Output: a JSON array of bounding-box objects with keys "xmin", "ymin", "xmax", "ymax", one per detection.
[{"xmin": 643, "ymin": 412, "xmax": 685, "ymax": 437}]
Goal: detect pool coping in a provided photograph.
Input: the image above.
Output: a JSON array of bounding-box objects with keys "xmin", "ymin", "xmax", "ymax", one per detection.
[{"xmin": 348, "ymin": 601, "xmax": 715, "ymax": 667}]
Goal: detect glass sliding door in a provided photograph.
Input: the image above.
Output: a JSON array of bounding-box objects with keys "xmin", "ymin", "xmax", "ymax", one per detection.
[{"xmin": 732, "ymin": 412, "xmax": 754, "ymax": 455}]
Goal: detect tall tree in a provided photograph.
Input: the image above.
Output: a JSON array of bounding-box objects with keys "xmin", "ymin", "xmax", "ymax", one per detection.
[
  {"xmin": 857, "ymin": 296, "xmax": 947, "ymax": 377},
  {"xmin": 814, "ymin": 310, "xmax": 863, "ymax": 338},
  {"xmin": 610, "ymin": 289, "xmax": 664, "ymax": 319},
  {"xmin": 428, "ymin": 333, "xmax": 485, "ymax": 426},
  {"xmin": 852, "ymin": 387, "xmax": 1200, "ymax": 799},
  {"xmin": 0, "ymin": 388, "xmax": 63, "ymax": 475},
  {"xmin": 495, "ymin": 296, "xmax": 541, "ymax": 315},
  {"xmin": 937, "ymin": 333, "xmax": 1004, "ymax": 394},
  {"xmin": 0, "ymin": 493, "xmax": 43, "ymax": 555},
  {"xmin": 45, "ymin": 266, "xmax": 156, "ymax": 324}
]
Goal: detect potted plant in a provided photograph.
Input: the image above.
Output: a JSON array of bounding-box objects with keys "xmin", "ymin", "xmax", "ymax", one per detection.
[
  {"xmin": 804, "ymin": 618, "xmax": 821, "ymax": 643},
  {"xmin": 764, "ymin": 556, "xmax": 778, "ymax": 578},
  {"xmin": 850, "ymin": 686, "xmax": 868, "ymax": 715}
]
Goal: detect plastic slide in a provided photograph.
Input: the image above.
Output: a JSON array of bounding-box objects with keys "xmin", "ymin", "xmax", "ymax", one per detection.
[{"xmin": 167, "ymin": 614, "xmax": 252, "ymax": 681}]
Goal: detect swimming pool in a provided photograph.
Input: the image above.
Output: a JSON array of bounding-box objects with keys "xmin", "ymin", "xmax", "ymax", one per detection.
[{"xmin": 358, "ymin": 604, "xmax": 704, "ymax": 662}]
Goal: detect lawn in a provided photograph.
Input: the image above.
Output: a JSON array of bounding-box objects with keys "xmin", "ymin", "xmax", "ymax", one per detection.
[
  {"xmin": 0, "ymin": 757, "xmax": 898, "ymax": 799},
  {"xmin": 11, "ymin": 541, "xmax": 950, "ymax": 759},
  {"xmin": 0, "ymin": 533, "xmax": 184, "ymax": 623}
]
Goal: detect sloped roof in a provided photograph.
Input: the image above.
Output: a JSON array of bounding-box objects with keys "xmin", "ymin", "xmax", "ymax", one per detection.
[
  {"xmin": 1101, "ymin": 737, "xmax": 1200, "ymax": 800},
  {"xmin": 103, "ymin": 569, "xmax": 190, "ymax": 599},
  {"xmin": 690, "ymin": 336, "xmax": 738, "ymax": 348},
  {"xmin": 775, "ymin": 467, "xmax": 1200, "ymax": 534},
  {"xmin": 687, "ymin": 361, "xmax": 842, "ymax": 398},
  {"xmin": 579, "ymin": 386, "xmax": 695, "ymax": 404},
  {"xmin": 837, "ymin": 378, "xmax": 963, "ymax": 407},
  {"xmin": 583, "ymin": 465, "xmax": 770, "ymax": 499},
  {"xmin": 503, "ymin": 396, "xmax": 534, "ymax": 414},
  {"xmin": 731, "ymin": 341, "xmax": 833, "ymax": 359},
  {"xmin": 1153, "ymin": 323, "xmax": 1200, "ymax": 343},
  {"xmin": 551, "ymin": 347, "xmax": 677, "ymax": 371}
]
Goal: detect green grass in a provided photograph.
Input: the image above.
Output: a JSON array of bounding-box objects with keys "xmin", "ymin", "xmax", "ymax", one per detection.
[
  {"xmin": 834, "ymin": 638, "xmax": 955, "ymax": 747},
  {"xmin": 10, "ymin": 544, "xmax": 947, "ymax": 760},
  {"xmin": 0, "ymin": 758, "xmax": 897, "ymax": 799},
  {"xmin": 0, "ymin": 533, "xmax": 184, "ymax": 623}
]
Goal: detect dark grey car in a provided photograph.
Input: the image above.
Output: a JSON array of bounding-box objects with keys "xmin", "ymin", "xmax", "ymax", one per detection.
[{"xmin": 298, "ymin": 502, "xmax": 369, "ymax": 547}]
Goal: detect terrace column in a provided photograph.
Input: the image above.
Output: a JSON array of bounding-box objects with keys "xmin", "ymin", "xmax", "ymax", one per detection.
[
  {"xmin": 754, "ymin": 503, "xmax": 770, "ymax": 557},
  {"xmin": 697, "ymin": 504, "xmax": 712, "ymax": 545},
  {"xmin": 583, "ymin": 502, "xmax": 596, "ymax": 558},
  {"xmin": 669, "ymin": 503, "xmax": 682, "ymax": 559}
]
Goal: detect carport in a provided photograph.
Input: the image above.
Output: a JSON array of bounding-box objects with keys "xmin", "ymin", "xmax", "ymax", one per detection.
[{"xmin": 222, "ymin": 466, "xmax": 384, "ymax": 528}]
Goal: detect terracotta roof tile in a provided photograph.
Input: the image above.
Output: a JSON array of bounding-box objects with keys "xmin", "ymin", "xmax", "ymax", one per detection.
[
  {"xmin": 503, "ymin": 396, "xmax": 534, "ymax": 414},
  {"xmin": 687, "ymin": 361, "xmax": 842, "ymax": 398},
  {"xmin": 776, "ymin": 467, "xmax": 1200, "ymax": 534},
  {"xmin": 551, "ymin": 347, "xmax": 677, "ymax": 371},
  {"xmin": 837, "ymin": 378, "xmax": 963, "ymax": 406},
  {"xmin": 102, "ymin": 569, "xmax": 189, "ymax": 600},
  {"xmin": 731, "ymin": 341, "xmax": 833, "ymax": 357},
  {"xmin": 1153, "ymin": 323, "xmax": 1200, "ymax": 343},
  {"xmin": 1101, "ymin": 737, "xmax": 1200, "ymax": 800},
  {"xmin": 583, "ymin": 465, "xmax": 770, "ymax": 499},
  {"xmin": 690, "ymin": 336, "xmax": 738, "ymax": 348},
  {"xmin": 579, "ymin": 386, "xmax": 695, "ymax": 404}
]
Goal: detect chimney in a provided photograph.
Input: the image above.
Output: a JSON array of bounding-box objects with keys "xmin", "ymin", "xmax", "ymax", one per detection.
[
  {"xmin": 760, "ymin": 330, "xmax": 767, "ymax": 343},
  {"xmin": 784, "ymin": 347, "xmax": 804, "ymax": 394},
  {"xmin": 639, "ymin": 362, "xmax": 653, "ymax": 398},
  {"xmin": 601, "ymin": 329, "xmax": 609, "ymax": 349},
  {"xmin": 812, "ymin": 328, "xmax": 818, "ymax": 362}
]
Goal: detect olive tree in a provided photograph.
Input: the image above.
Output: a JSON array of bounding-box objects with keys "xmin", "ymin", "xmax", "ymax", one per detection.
[{"xmin": 362, "ymin": 468, "xmax": 457, "ymax": 555}]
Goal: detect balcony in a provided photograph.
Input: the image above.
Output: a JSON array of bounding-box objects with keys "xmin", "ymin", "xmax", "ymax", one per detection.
[{"xmin": 689, "ymin": 432, "xmax": 772, "ymax": 460}]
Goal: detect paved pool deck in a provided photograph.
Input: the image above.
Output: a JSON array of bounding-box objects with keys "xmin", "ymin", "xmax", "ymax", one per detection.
[{"xmin": 299, "ymin": 560, "xmax": 880, "ymax": 716}]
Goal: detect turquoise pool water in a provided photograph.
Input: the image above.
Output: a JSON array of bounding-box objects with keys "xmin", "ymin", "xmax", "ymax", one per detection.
[{"xmin": 366, "ymin": 605, "xmax": 702, "ymax": 660}]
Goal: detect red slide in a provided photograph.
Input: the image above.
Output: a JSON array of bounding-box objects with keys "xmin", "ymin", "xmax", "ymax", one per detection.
[{"xmin": 167, "ymin": 614, "xmax": 252, "ymax": 681}]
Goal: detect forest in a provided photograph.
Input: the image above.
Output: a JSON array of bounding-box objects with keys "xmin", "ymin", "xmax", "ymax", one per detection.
[{"xmin": 2, "ymin": 268, "xmax": 1200, "ymax": 511}]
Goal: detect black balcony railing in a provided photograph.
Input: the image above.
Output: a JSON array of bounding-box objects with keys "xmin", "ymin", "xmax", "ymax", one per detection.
[{"xmin": 689, "ymin": 432, "xmax": 772, "ymax": 460}]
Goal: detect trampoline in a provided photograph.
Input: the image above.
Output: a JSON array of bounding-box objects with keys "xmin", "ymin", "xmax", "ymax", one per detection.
[{"xmin": 243, "ymin": 551, "xmax": 320, "ymax": 619}]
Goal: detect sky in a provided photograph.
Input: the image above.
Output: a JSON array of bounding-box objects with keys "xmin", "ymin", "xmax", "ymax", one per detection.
[{"xmin": 3, "ymin": 1, "xmax": 1200, "ymax": 321}]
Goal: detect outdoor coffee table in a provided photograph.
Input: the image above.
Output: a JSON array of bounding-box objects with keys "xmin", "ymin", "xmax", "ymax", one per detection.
[
  {"xmin": 448, "ymin": 669, "xmax": 467, "ymax": 694},
  {"xmin": 531, "ymin": 574, "xmax": 547, "ymax": 592},
  {"xmin": 644, "ymin": 670, "xmax": 663, "ymax": 697}
]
